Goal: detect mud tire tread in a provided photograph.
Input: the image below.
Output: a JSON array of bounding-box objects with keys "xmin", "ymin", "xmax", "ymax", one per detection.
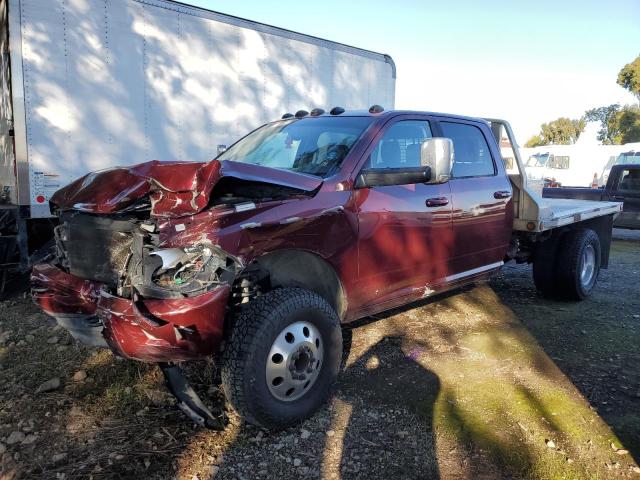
[{"xmin": 221, "ymin": 287, "xmax": 342, "ymax": 429}]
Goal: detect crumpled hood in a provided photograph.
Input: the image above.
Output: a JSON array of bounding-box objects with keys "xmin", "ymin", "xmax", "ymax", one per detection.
[{"xmin": 50, "ymin": 159, "xmax": 323, "ymax": 218}]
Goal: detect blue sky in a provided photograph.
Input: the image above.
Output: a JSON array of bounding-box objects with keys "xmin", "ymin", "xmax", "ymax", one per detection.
[{"xmin": 187, "ymin": 0, "xmax": 640, "ymax": 144}]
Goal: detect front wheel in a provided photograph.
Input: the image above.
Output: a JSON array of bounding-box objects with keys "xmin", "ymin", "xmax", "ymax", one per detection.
[{"xmin": 221, "ymin": 287, "xmax": 342, "ymax": 429}]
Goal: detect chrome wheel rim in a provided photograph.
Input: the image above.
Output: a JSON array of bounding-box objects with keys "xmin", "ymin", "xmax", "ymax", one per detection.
[
  {"xmin": 266, "ymin": 321, "xmax": 323, "ymax": 402},
  {"xmin": 580, "ymin": 244, "xmax": 596, "ymax": 288}
]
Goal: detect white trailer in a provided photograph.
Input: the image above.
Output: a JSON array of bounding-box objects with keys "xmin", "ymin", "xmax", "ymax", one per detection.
[{"xmin": 0, "ymin": 0, "xmax": 396, "ymax": 270}]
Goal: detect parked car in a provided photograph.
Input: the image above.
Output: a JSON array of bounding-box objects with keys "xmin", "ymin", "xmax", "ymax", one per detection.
[
  {"xmin": 31, "ymin": 109, "xmax": 621, "ymax": 429},
  {"xmin": 544, "ymin": 164, "xmax": 640, "ymax": 230}
]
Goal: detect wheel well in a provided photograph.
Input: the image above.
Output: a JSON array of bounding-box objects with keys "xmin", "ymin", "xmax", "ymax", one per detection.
[{"xmin": 245, "ymin": 250, "xmax": 347, "ymax": 320}]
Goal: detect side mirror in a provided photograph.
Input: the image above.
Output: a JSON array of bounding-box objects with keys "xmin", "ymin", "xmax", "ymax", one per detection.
[
  {"xmin": 355, "ymin": 166, "xmax": 430, "ymax": 188},
  {"xmin": 421, "ymin": 138, "xmax": 453, "ymax": 184}
]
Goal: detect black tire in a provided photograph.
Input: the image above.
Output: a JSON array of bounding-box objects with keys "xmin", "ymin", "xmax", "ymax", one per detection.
[
  {"xmin": 555, "ymin": 228, "xmax": 601, "ymax": 300},
  {"xmin": 221, "ymin": 287, "xmax": 342, "ymax": 429},
  {"xmin": 532, "ymin": 233, "xmax": 563, "ymax": 298}
]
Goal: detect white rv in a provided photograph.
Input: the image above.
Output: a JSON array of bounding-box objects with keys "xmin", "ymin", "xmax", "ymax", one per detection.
[{"xmin": 522, "ymin": 143, "xmax": 640, "ymax": 191}]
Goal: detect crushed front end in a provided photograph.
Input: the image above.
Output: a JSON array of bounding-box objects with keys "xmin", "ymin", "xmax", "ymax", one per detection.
[
  {"xmin": 32, "ymin": 209, "xmax": 239, "ymax": 362},
  {"xmin": 30, "ymin": 157, "xmax": 325, "ymax": 427}
]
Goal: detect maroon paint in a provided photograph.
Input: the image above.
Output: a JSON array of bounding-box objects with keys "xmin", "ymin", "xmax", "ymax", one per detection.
[
  {"xmin": 34, "ymin": 111, "xmax": 514, "ymax": 363},
  {"xmin": 98, "ymin": 286, "xmax": 230, "ymax": 362},
  {"xmin": 449, "ymin": 175, "xmax": 514, "ymax": 274},
  {"xmin": 51, "ymin": 159, "xmax": 322, "ymax": 218},
  {"xmin": 32, "ymin": 263, "xmax": 100, "ymax": 315},
  {"xmin": 32, "ymin": 262, "xmax": 230, "ymax": 362}
]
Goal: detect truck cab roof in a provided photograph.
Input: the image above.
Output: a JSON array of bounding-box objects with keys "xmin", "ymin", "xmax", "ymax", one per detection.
[{"xmin": 278, "ymin": 109, "xmax": 489, "ymax": 125}]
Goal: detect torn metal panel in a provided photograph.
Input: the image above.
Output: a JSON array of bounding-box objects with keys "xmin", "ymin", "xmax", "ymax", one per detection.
[
  {"xmin": 50, "ymin": 160, "xmax": 217, "ymax": 217},
  {"xmin": 31, "ymin": 263, "xmax": 101, "ymax": 314},
  {"xmin": 50, "ymin": 159, "xmax": 323, "ymax": 218},
  {"xmin": 31, "ymin": 264, "xmax": 106, "ymax": 347},
  {"xmin": 98, "ymin": 285, "xmax": 230, "ymax": 362},
  {"xmin": 31, "ymin": 262, "xmax": 231, "ymax": 361}
]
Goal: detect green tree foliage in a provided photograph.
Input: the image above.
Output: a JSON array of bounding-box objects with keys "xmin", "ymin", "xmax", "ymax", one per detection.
[
  {"xmin": 584, "ymin": 104, "xmax": 640, "ymax": 145},
  {"xmin": 618, "ymin": 105, "xmax": 640, "ymax": 143},
  {"xmin": 524, "ymin": 134, "xmax": 544, "ymax": 148},
  {"xmin": 617, "ymin": 55, "xmax": 640, "ymax": 101},
  {"xmin": 524, "ymin": 117, "xmax": 586, "ymax": 147},
  {"xmin": 584, "ymin": 104, "xmax": 622, "ymax": 144}
]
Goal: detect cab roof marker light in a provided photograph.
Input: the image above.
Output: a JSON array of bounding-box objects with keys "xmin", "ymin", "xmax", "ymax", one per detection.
[
  {"xmin": 310, "ymin": 108, "xmax": 325, "ymax": 116},
  {"xmin": 282, "ymin": 113, "xmax": 294, "ymax": 119},
  {"xmin": 369, "ymin": 104, "xmax": 384, "ymax": 114},
  {"xmin": 330, "ymin": 106, "xmax": 345, "ymax": 115},
  {"xmin": 295, "ymin": 110, "xmax": 309, "ymax": 118}
]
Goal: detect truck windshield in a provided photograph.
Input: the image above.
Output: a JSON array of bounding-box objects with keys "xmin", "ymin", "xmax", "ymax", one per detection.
[
  {"xmin": 616, "ymin": 152, "xmax": 640, "ymax": 165},
  {"xmin": 526, "ymin": 153, "xmax": 550, "ymax": 167},
  {"xmin": 218, "ymin": 117, "xmax": 373, "ymax": 177}
]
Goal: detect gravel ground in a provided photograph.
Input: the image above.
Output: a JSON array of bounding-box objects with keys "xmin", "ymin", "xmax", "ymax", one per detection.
[{"xmin": 0, "ymin": 229, "xmax": 639, "ymax": 479}]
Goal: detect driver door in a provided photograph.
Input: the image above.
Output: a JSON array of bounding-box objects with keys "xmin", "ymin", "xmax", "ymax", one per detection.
[{"xmin": 353, "ymin": 118, "xmax": 454, "ymax": 314}]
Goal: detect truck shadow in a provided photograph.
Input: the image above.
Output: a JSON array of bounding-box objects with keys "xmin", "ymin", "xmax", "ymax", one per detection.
[
  {"xmin": 334, "ymin": 274, "xmax": 640, "ymax": 478},
  {"xmin": 323, "ymin": 332, "xmax": 442, "ymax": 479},
  {"xmin": 491, "ymin": 254, "xmax": 640, "ymax": 465},
  {"xmin": 332, "ymin": 292, "xmax": 536, "ymax": 479}
]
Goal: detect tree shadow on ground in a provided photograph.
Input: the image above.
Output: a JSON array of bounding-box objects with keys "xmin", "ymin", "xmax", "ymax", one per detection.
[
  {"xmin": 324, "ymin": 332, "xmax": 441, "ymax": 479},
  {"xmin": 337, "ymin": 276, "xmax": 640, "ymax": 479},
  {"xmin": 491, "ymin": 255, "xmax": 640, "ymax": 465}
]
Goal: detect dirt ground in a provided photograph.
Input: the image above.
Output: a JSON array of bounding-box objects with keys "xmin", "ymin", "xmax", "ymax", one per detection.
[{"xmin": 1, "ymin": 230, "xmax": 639, "ymax": 480}]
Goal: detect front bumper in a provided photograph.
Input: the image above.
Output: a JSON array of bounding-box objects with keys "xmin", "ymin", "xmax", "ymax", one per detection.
[{"xmin": 31, "ymin": 264, "xmax": 230, "ymax": 362}]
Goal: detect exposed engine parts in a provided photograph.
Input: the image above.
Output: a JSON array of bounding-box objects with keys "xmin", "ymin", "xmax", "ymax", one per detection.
[
  {"xmin": 54, "ymin": 211, "xmax": 241, "ymax": 301},
  {"xmin": 131, "ymin": 241, "xmax": 239, "ymax": 299}
]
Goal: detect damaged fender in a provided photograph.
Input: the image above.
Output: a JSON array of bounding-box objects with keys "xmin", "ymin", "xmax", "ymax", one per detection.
[
  {"xmin": 31, "ymin": 263, "xmax": 232, "ymax": 360},
  {"xmin": 98, "ymin": 285, "xmax": 230, "ymax": 362}
]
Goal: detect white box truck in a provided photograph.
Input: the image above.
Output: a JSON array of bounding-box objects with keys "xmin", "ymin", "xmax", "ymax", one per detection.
[{"xmin": 0, "ymin": 0, "xmax": 396, "ymax": 273}]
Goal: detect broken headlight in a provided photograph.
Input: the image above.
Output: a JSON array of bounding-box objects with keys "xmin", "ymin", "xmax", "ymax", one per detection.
[{"xmin": 138, "ymin": 244, "xmax": 234, "ymax": 298}]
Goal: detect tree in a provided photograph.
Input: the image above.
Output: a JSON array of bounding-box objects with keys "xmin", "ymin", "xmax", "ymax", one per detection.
[
  {"xmin": 618, "ymin": 105, "xmax": 640, "ymax": 143},
  {"xmin": 617, "ymin": 55, "xmax": 640, "ymax": 102},
  {"xmin": 524, "ymin": 134, "xmax": 544, "ymax": 148},
  {"xmin": 584, "ymin": 104, "xmax": 640, "ymax": 145},
  {"xmin": 524, "ymin": 117, "xmax": 586, "ymax": 147},
  {"xmin": 584, "ymin": 104, "xmax": 622, "ymax": 144}
]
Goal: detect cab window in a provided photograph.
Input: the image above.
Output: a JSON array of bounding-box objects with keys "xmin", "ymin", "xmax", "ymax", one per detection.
[
  {"xmin": 440, "ymin": 122, "xmax": 496, "ymax": 178},
  {"xmin": 363, "ymin": 120, "xmax": 433, "ymax": 169},
  {"xmin": 618, "ymin": 169, "xmax": 640, "ymax": 194},
  {"xmin": 549, "ymin": 155, "xmax": 570, "ymax": 169}
]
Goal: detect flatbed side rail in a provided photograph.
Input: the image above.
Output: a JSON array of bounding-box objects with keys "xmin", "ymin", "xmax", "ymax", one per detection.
[{"xmin": 484, "ymin": 118, "xmax": 622, "ymax": 233}]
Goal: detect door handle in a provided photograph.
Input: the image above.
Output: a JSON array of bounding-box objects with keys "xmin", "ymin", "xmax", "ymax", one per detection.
[
  {"xmin": 493, "ymin": 190, "xmax": 512, "ymax": 199},
  {"xmin": 426, "ymin": 197, "xmax": 449, "ymax": 207}
]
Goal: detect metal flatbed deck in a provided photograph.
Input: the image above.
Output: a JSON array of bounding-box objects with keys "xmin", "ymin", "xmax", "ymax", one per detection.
[{"xmin": 536, "ymin": 197, "xmax": 622, "ymax": 231}]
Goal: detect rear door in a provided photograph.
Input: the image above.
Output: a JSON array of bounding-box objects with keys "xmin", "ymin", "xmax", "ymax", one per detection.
[
  {"xmin": 611, "ymin": 168, "xmax": 640, "ymax": 229},
  {"xmin": 354, "ymin": 117, "xmax": 454, "ymax": 312},
  {"xmin": 437, "ymin": 120, "xmax": 513, "ymax": 280}
]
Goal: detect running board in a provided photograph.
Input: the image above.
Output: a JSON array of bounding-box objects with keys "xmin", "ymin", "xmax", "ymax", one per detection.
[{"xmin": 159, "ymin": 362, "xmax": 223, "ymax": 430}]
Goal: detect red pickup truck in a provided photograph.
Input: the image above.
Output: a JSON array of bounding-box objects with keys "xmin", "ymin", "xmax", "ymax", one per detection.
[{"xmin": 31, "ymin": 108, "xmax": 622, "ymax": 429}]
